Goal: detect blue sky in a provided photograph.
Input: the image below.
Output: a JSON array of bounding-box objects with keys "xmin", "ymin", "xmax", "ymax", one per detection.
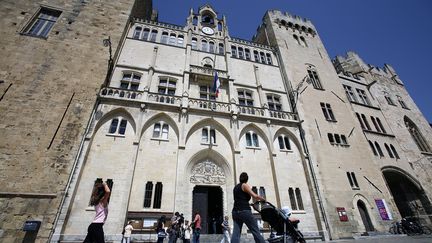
[{"xmin": 153, "ymin": 0, "xmax": 432, "ymax": 123}]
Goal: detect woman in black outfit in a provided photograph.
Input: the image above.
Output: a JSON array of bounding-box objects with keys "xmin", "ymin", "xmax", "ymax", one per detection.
[
  {"xmin": 230, "ymin": 172, "xmax": 266, "ymax": 243},
  {"xmin": 156, "ymin": 215, "xmax": 167, "ymax": 243}
]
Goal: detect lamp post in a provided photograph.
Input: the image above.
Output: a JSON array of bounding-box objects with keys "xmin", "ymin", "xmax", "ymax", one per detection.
[{"xmin": 102, "ymin": 36, "xmax": 113, "ymax": 88}]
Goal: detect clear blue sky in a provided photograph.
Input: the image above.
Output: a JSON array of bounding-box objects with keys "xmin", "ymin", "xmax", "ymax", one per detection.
[{"xmin": 154, "ymin": 0, "xmax": 432, "ymax": 123}]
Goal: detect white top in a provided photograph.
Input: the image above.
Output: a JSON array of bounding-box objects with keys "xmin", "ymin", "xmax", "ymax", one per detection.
[
  {"xmin": 124, "ymin": 224, "xmax": 134, "ymax": 237},
  {"xmin": 183, "ymin": 225, "xmax": 191, "ymax": 240}
]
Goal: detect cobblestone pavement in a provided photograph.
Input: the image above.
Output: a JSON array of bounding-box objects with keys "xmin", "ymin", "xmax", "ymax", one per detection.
[{"xmin": 327, "ymin": 235, "xmax": 432, "ymax": 243}]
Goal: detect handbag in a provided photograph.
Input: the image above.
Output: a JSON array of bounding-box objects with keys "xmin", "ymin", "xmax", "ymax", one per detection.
[{"xmin": 158, "ymin": 230, "xmax": 167, "ymax": 238}]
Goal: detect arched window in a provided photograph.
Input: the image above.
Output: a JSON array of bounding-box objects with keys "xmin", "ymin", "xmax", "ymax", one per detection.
[
  {"xmin": 361, "ymin": 114, "xmax": 371, "ymax": 130},
  {"xmin": 368, "ymin": 140, "xmax": 377, "ymax": 156},
  {"xmin": 192, "ymin": 16, "xmax": 198, "ymax": 26},
  {"xmin": 108, "ymin": 118, "xmax": 127, "ymax": 135},
  {"xmin": 177, "ymin": 35, "xmax": 184, "ymax": 46},
  {"xmin": 153, "ymin": 182, "xmax": 163, "ymax": 209},
  {"xmin": 300, "ymin": 36, "xmax": 307, "ymax": 47},
  {"xmin": 405, "ymin": 117, "xmax": 431, "ymax": 152},
  {"xmin": 328, "ymin": 133, "xmax": 335, "ymax": 144},
  {"xmin": 191, "ymin": 37, "xmax": 197, "ymax": 50},
  {"xmin": 245, "ymin": 48, "xmax": 251, "ymax": 60},
  {"xmin": 238, "ymin": 47, "xmax": 244, "ymax": 59},
  {"xmin": 133, "ymin": 26, "xmax": 142, "ymax": 39},
  {"xmin": 231, "ymin": 45, "xmax": 237, "ymax": 58},
  {"xmin": 143, "ymin": 181, "xmax": 153, "ymax": 208},
  {"xmin": 161, "ymin": 32, "xmax": 169, "ymax": 44},
  {"xmin": 376, "ymin": 118, "xmax": 386, "ymax": 134},
  {"xmin": 371, "ymin": 116, "xmax": 381, "ymax": 133},
  {"xmin": 202, "ymin": 40, "xmax": 208, "ymax": 52},
  {"xmin": 209, "ymin": 41, "xmax": 215, "ymax": 53},
  {"xmin": 375, "ymin": 142, "xmax": 384, "ymax": 157},
  {"xmin": 217, "ymin": 22, "xmax": 223, "ymax": 31},
  {"xmin": 142, "ymin": 28, "xmax": 150, "ymax": 40},
  {"xmin": 153, "ymin": 122, "xmax": 169, "ymax": 139},
  {"xmin": 277, "ymin": 135, "xmax": 291, "ymax": 150},
  {"xmin": 356, "ymin": 113, "xmax": 365, "ymax": 129},
  {"xmin": 169, "ymin": 33, "xmax": 176, "ymax": 45},
  {"xmin": 253, "ymin": 50, "xmax": 259, "ymax": 62},
  {"xmin": 385, "ymin": 143, "xmax": 394, "ymax": 158},
  {"xmin": 390, "ymin": 144, "xmax": 400, "ymax": 159},
  {"xmin": 307, "ymin": 66, "xmax": 323, "ymax": 90},
  {"xmin": 293, "ymin": 35, "xmax": 301, "ymax": 45},
  {"xmin": 218, "ymin": 43, "xmax": 224, "ymax": 54},
  {"xmin": 266, "ymin": 53, "xmax": 273, "ymax": 65},
  {"xmin": 150, "ymin": 29, "xmax": 158, "ymax": 42},
  {"xmin": 259, "ymin": 52, "xmax": 266, "ymax": 63},
  {"xmin": 201, "ymin": 127, "xmax": 216, "ymax": 144}
]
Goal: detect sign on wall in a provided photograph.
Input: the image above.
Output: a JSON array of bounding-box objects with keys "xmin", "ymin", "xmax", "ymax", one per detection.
[
  {"xmin": 375, "ymin": 199, "xmax": 392, "ymax": 220},
  {"xmin": 336, "ymin": 207, "xmax": 348, "ymax": 221}
]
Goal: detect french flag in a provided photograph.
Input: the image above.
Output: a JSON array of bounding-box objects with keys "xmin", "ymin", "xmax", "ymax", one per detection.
[{"xmin": 212, "ymin": 71, "xmax": 220, "ymax": 97}]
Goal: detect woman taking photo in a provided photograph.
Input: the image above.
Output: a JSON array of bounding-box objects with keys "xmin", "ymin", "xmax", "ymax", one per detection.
[{"xmin": 84, "ymin": 181, "xmax": 111, "ymax": 243}]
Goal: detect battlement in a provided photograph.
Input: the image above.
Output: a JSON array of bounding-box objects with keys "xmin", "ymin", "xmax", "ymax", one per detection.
[{"xmin": 266, "ymin": 10, "xmax": 317, "ymax": 36}]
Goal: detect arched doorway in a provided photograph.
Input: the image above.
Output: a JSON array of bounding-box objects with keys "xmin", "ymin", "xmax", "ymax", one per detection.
[
  {"xmin": 357, "ymin": 200, "xmax": 374, "ymax": 232},
  {"xmin": 383, "ymin": 169, "xmax": 432, "ymax": 223},
  {"xmin": 192, "ymin": 185, "xmax": 223, "ymax": 234}
]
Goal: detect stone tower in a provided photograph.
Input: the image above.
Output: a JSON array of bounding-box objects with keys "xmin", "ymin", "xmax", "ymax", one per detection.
[{"xmin": 0, "ymin": 0, "xmax": 152, "ymax": 242}]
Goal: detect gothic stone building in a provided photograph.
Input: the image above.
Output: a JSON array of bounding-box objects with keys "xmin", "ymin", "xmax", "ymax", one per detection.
[{"xmin": 1, "ymin": 2, "xmax": 432, "ymax": 242}]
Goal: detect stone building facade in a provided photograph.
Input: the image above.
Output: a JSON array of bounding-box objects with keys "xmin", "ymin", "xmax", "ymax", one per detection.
[
  {"xmin": 1, "ymin": 1, "xmax": 432, "ymax": 242},
  {"xmin": 0, "ymin": 0, "xmax": 152, "ymax": 242}
]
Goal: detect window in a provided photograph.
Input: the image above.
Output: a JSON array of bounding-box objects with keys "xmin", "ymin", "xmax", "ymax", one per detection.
[
  {"xmin": 253, "ymin": 51, "xmax": 259, "ymax": 62},
  {"xmin": 133, "ymin": 26, "xmax": 142, "ymax": 39},
  {"xmin": 343, "ymin": 85, "xmax": 357, "ymax": 102},
  {"xmin": 397, "ymin": 96, "xmax": 409, "ymax": 109},
  {"xmin": 238, "ymin": 90, "xmax": 254, "ymax": 106},
  {"xmin": 153, "ymin": 122, "xmax": 169, "ymax": 139},
  {"xmin": 368, "ymin": 140, "xmax": 378, "ymax": 156},
  {"xmin": 237, "ymin": 47, "xmax": 244, "ymax": 59},
  {"xmin": 361, "ymin": 114, "xmax": 371, "ymax": 130},
  {"xmin": 158, "ymin": 77, "xmax": 176, "ymax": 96},
  {"xmin": 390, "ymin": 144, "xmax": 400, "ymax": 159},
  {"xmin": 293, "ymin": 35, "xmax": 301, "ymax": 45},
  {"xmin": 346, "ymin": 172, "xmax": 359, "ymax": 188},
  {"xmin": 300, "ymin": 36, "xmax": 307, "ymax": 47},
  {"xmin": 120, "ymin": 73, "xmax": 141, "ymax": 90},
  {"xmin": 150, "ymin": 30, "xmax": 158, "ymax": 42},
  {"xmin": 320, "ymin": 103, "xmax": 336, "ymax": 121},
  {"xmin": 267, "ymin": 95, "xmax": 282, "ymax": 111},
  {"xmin": 177, "ymin": 35, "xmax": 184, "ymax": 46},
  {"xmin": 161, "ymin": 32, "xmax": 169, "ymax": 44},
  {"xmin": 259, "ymin": 187, "xmax": 266, "ymax": 199},
  {"xmin": 231, "ymin": 46, "xmax": 237, "ymax": 58},
  {"xmin": 371, "ymin": 117, "xmax": 381, "ymax": 133},
  {"xmin": 209, "ymin": 41, "xmax": 215, "ymax": 53},
  {"xmin": 327, "ymin": 133, "xmax": 334, "ymax": 144},
  {"xmin": 307, "ymin": 68, "xmax": 323, "ymax": 90},
  {"xmin": 202, "ymin": 40, "xmax": 208, "ymax": 52},
  {"xmin": 202, "ymin": 127, "xmax": 216, "ymax": 144},
  {"xmin": 219, "ymin": 43, "xmax": 224, "ymax": 54},
  {"xmin": 245, "ymin": 49, "xmax": 251, "ymax": 60},
  {"xmin": 356, "ymin": 89, "xmax": 371, "ymax": 105},
  {"xmin": 142, "ymin": 28, "xmax": 150, "ymax": 40},
  {"xmin": 266, "ymin": 53, "xmax": 273, "ymax": 65},
  {"xmin": 385, "ymin": 96, "xmax": 395, "ymax": 105},
  {"xmin": 376, "ymin": 118, "xmax": 386, "ymax": 134},
  {"xmin": 143, "ymin": 181, "xmax": 153, "ymax": 208},
  {"xmin": 405, "ymin": 117, "xmax": 431, "ymax": 152},
  {"xmin": 260, "ymin": 52, "xmax": 266, "ymax": 63},
  {"xmin": 153, "ymin": 182, "xmax": 163, "ymax": 209},
  {"xmin": 169, "ymin": 33, "xmax": 176, "ymax": 45},
  {"xmin": 24, "ymin": 7, "xmax": 61, "ymax": 38},
  {"xmin": 246, "ymin": 131, "xmax": 259, "ymax": 147},
  {"xmin": 356, "ymin": 113, "xmax": 365, "ymax": 129},
  {"xmin": 385, "ymin": 143, "xmax": 394, "ymax": 158},
  {"xmin": 278, "ymin": 135, "xmax": 291, "ymax": 150},
  {"xmin": 328, "ymin": 133, "xmax": 348, "ymax": 146},
  {"xmin": 252, "ymin": 186, "xmax": 258, "ymax": 195},
  {"xmin": 191, "ymin": 37, "xmax": 197, "ymax": 49},
  {"xmin": 289, "ymin": 187, "xmax": 304, "ymax": 210},
  {"xmin": 108, "ymin": 118, "xmax": 127, "ymax": 135},
  {"xmin": 199, "ymin": 85, "xmax": 216, "ymax": 109},
  {"xmin": 375, "ymin": 142, "xmax": 384, "ymax": 157}
]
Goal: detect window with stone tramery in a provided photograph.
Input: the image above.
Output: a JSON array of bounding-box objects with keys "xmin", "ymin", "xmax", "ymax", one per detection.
[
  {"xmin": 278, "ymin": 135, "xmax": 291, "ymax": 150},
  {"xmin": 120, "ymin": 73, "xmax": 141, "ymax": 90},
  {"xmin": 153, "ymin": 122, "xmax": 169, "ymax": 139},
  {"xmin": 343, "ymin": 85, "xmax": 357, "ymax": 102},
  {"xmin": 356, "ymin": 89, "xmax": 371, "ymax": 105},
  {"xmin": 202, "ymin": 127, "xmax": 216, "ymax": 144},
  {"xmin": 108, "ymin": 118, "xmax": 127, "ymax": 135},
  {"xmin": 246, "ymin": 131, "xmax": 259, "ymax": 147},
  {"xmin": 143, "ymin": 181, "xmax": 153, "ymax": 208},
  {"xmin": 238, "ymin": 90, "xmax": 254, "ymax": 106},
  {"xmin": 267, "ymin": 95, "xmax": 282, "ymax": 111},
  {"xmin": 307, "ymin": 69, "xmax": 323, "ymax": 90},
  {"xmin": 320, "ymin": 102, "xmax": 336, "ymax": 121},
  {"xmin": 158, "ymin": 77, "xmax": 176, "ymax": 95},
  {"xmin": 24, "ymin": 7, "xmax": 62, "ymax": 38}
]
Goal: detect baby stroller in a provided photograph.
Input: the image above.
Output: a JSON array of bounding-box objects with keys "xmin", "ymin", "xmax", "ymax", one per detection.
[{"xmin": 252, "ymin": 201, "xmax": 306, "ymax": 243}]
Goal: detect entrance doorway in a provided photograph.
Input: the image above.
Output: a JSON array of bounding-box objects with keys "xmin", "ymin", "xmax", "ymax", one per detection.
[
  {"xmin": 192, "ymin": 185, "xmax": 223, "ymax": 234},
  {"xmin": 383, "ymin": 170, "xmax": 432, "ymax": 223},
  {"xmin": 357, "ymin": 200, "xmax": 374, "ymax": 232}
]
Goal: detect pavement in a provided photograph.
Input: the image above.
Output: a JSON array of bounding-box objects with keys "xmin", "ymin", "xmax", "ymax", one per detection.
[{"xmin": 327, "ymin": 235, "xmax": 432, "ymax": 243}]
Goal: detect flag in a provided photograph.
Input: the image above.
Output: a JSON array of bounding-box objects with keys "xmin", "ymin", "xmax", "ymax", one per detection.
[{"xmin": 212, "ymin": 71, "xmax": 220, "ymax": 97}]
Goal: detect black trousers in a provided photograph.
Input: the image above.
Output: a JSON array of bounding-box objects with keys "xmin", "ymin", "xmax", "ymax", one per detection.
[{"xmin": 83, "ymin": 223, "xmax": 105, "ymax": 243}]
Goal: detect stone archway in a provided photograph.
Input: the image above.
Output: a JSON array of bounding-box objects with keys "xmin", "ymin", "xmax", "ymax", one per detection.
[
  {"xmin": 357, "ymin": 200, "xmax": 374, "ymax": 232},
  {"xmin": 383, "ymin": 169, "xmax": 432, "ymax": 224}
]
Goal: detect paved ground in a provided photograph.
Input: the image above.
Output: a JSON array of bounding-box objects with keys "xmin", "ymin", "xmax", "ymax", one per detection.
[{"xmin": 327, "ymin": 235, "xmax": 432, "ymax": 243}]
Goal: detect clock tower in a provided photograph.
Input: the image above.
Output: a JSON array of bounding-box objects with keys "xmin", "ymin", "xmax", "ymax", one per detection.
[{"xmin": 186, "ymin": 4, "xmax": 227, "ymax": 38}]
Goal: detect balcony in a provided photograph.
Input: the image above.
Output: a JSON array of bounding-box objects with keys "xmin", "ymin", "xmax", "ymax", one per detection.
[
  {"xmin": 99, "ymin": 88, "xmax": 298, "ymax": 122},
  {"xmin": 189, "ymin": 65, "xmax": 228, "ymax": 79}
]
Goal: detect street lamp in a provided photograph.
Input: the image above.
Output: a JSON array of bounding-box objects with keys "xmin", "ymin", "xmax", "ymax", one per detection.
[{"xmin": 102, "ymin": 36, "xmax": 113, "ymax": 88}]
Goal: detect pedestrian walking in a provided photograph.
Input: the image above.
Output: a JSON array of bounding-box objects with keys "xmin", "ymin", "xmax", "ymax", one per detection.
[{"xmin": 220, "ymin": 216, "xmax": 230, "ymax": 243}]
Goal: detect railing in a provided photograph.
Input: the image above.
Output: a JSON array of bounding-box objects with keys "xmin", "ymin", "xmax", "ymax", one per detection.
[
  {"xmin": 189, "ymin": 65, "xmax": 228, "ymax": 79},
  {"xmin": 100, "ymin": 87, "xmax": 143, "ymax": 100},
  {"xmin": 188, "ymin": 98, "xmax": 231, "ymax": 113},
  {"xmin": 147, "ymin": 92, "xmax": 182, "ymax": 106},
  {"xmin": 238, "ymin": 105, "xmax": 266, "ymax": 117},
  {"xmin": 269, "ymin": 110, "xmax": 298, "ymax": 121}
]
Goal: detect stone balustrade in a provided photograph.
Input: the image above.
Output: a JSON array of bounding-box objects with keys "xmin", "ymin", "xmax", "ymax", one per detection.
[{"xmin": 189, "ymin": 65, "xmax": 228, "ymax": 79}]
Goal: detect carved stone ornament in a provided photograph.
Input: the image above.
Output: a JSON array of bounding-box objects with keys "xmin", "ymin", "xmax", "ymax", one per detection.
[{"xmin": 190, "ymin": 160, "xmax": 226, "ymax": 185}]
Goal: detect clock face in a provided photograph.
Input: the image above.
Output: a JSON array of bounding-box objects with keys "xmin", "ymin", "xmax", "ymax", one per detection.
[{"xmin": 202, "ymin": 27, "xmax": 214, "ymax": 35}]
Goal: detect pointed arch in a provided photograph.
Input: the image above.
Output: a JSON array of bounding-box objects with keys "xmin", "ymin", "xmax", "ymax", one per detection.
[
  {"xmin": 185, "ymin": 148, "xmax": 232, "ymax": 180},
  {"xmin": 273, "ymin": 127, "xmax": 304, "ymax": 155},
  {"xmin": 185, "ymin": 118, "xmax": 234, "ymax": 152},
  {"xmin": 239, "ymin": 123, "xmax": 271, "ymax": 150},
  {"xmin": 381, "ymin": 166, "xmax": 423, "ymax": 190},
  {"xmin": 93, "ymin": 107, "xmax": 136, "ymax": 136},
  {"xmin": 141, "ymin": 112, "xmax": 179, "ymax": 141}
]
